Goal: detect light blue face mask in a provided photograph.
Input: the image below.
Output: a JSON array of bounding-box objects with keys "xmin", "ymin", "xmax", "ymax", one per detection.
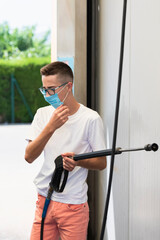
[{"xmin": 44, "ymin": 85, "xmax": 69, "ymax": 109}]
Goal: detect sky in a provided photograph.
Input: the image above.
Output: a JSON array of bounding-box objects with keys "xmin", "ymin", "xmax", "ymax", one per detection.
[{"xmin": 0, "ymin": 0, "xmax": 52, "ymax": 35}]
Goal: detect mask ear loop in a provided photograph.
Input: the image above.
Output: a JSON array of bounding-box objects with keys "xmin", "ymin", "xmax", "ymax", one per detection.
[
  {"xmin": 62, "ymin": 90, "xmax": 69, "ymax": 104},
  {"xmin": 57, "ymin": 83, "xmax": 69, "ymax": 104},
  {"xmin": 57, "ymin": 83, "xmax": 68, "ymax": 94}
]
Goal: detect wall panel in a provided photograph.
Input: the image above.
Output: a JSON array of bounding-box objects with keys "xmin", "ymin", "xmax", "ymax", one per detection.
[
  {"xmin": 97, "ymin": 0, "xmax": 130, "ymax": 239},
  {"xmin": 129, "ymin": 0, "xmax": 160, "ymax": 239},
  {"xmin": 97, "ymin": 0, "xmax": 160, "ymax": 240}
]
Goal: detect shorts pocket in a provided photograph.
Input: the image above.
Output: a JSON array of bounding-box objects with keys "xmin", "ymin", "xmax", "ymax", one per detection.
[
  {"xmin": 67, "ymin": 202, "xmax": 88, "ymax": 212},
  {"xmin": 36, "ymin": 194, "xmax": 45, "ymax": 209}
]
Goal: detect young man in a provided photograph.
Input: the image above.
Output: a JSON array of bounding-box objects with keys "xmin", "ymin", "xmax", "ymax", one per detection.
[{"xmin": 25, "ymin": 61, "xmax": 107, "ymax": 240}]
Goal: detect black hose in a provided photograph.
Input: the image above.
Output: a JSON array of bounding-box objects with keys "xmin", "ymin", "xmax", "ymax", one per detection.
[
  {"xmin": 40, "ymin": 218, "xmax": 45, "ymax": 240},
  {"xmin": 100, "ymin": 0, "xmax": 128, "ymax": 239}
]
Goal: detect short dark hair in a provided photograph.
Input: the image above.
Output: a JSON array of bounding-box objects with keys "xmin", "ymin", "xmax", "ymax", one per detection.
[{"xmin": 40, "ymin": 61, "xmax": 73, "ymax": 83}]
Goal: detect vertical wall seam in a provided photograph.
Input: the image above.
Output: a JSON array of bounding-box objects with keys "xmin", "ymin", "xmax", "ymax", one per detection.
[
  {"xmin": 128, "ymin": 0, "xmax": 131, "ymax": 239},
  {"xmin": 51, "ymin": 0, "xmax": 57, "ymax": 61}
]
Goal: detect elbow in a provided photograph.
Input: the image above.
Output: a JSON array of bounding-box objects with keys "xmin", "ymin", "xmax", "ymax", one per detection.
[
  {"xmin": 25, "ymin": 140, "xmax": 34, "ymax": 163},
  {"xmin": 24, "ymin": 153, "xmax": 34, "ymax": 164}
]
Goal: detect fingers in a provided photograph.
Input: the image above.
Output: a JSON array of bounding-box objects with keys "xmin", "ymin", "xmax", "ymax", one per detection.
[
  {"xmin": 55, "ymin": 106, "xmax": 69, "ymax": 120},
  {"xmin": 50, "ymin": 105, "xmax": 69, "ymax": 130},
  {"xmin": 61, "ymin": 152, "xmax": 75, "ymax": 157},
  {"xmin": 62, "ymin": 154, "xmax": 77, "ymax": 171},
  {"xmin": 56, "ymin": 105, "xmax": 67, "ymax": 110},
  {"xmin": 56, "ymin": 105, "xmax": 69, "ymax": 114},
  {"xmin": 63, "ymin": 159, "xmax": 74, "ymax": 171},
  {"xmin": 59, "ymin": 109, "xmax": 69, "ymax": 119}
]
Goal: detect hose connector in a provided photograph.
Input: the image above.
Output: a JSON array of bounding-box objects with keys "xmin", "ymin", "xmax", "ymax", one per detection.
[{"xmin": 144, "ymin": 143, "xmax": 159, "ymax": 152}]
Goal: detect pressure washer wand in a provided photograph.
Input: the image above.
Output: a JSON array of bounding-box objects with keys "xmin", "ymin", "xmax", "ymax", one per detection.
[
  {"xmin": 40, "ymin": 143, "xmax": 158, "ymax": 240},
  {"xmin": 119, "ymin": 143, "xmax": 158, "ymax": 153},
  {"xmin": 73, "ymin": 143, "xmax": 158, "ymax": 161},
  {"xmin": 74, "ymin": 148, "xmax": 121, "ymax": 160}
]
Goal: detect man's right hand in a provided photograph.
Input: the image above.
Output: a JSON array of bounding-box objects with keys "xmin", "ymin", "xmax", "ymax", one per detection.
[
  {"xmin": 48, "ymin": 105, "xmax": 69, "ymax": 131},
  {"xmin": 25, "ymin": 105, "xmax": 69, "ymax": 163}
]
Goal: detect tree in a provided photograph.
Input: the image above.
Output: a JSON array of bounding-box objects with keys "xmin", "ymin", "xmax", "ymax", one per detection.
[{"xmin": 0, "ymin": 22, "xmax": 51, "ymax": 59}]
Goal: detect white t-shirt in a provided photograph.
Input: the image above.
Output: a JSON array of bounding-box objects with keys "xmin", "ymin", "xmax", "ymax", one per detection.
[{"xmin": 26, "ymin": 104, "xmax": 106, "ymax": 204}]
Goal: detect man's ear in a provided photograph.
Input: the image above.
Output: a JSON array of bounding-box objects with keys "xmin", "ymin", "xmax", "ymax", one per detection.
[{"xmin": 68, "ymin": 82, "xmax": 73, "ymax": 91}]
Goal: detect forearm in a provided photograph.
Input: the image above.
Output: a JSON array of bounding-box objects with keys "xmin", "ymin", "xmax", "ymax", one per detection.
[
  {"xmin": 77, "ymin": 156, "xmax": 107, "ymax": 170},
  {"xmin": 25, "ymin": 123, "xmax": 55, "ymax": 163}
]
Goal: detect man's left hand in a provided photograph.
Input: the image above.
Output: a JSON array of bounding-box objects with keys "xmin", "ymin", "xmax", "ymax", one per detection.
[{"xmin": 61, "ymin": 152, "xmax": 77, "ymax": 171}]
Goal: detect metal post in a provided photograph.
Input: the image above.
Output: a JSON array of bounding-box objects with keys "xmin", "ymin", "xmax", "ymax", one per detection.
[
  {"xmin": 13, "ymin": 76, "xmax": 33, "ymax": 120},
  {"xmin": 10, "ymin": 74, "xmax": 33, "ymax": 122},
  {"xmin": 11, "ymin": 75, "xmax": 15, "ymax": 123}
]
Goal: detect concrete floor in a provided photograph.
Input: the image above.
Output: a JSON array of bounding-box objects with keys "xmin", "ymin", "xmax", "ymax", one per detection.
[{"xmin": 0, "ymin": 124, "xmax": 43, "ymax": 240}]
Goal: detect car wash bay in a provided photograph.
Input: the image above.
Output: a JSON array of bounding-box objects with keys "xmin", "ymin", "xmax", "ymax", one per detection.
[{"xmin": 0, "ymin": 0, "xmax": 160, "ymax": 240}]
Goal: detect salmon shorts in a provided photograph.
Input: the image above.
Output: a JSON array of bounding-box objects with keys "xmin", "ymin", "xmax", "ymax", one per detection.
[{"xmin": 30, "ymin": 194, "xmax": 89, "ymax": 240}]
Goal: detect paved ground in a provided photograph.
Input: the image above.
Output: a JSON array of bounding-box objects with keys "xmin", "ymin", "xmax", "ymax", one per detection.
[{"xmin": 0, "ymin": 124, "xmax": 43, "ymax": 240}]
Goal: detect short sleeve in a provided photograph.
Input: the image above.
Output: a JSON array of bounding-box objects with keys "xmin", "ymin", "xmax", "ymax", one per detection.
[
  {"xmin": 25, "ymin": 108, "xmax": 43, "ymax": 141},
  {"xmin": 88, "ymin": 115, "xmax": 106, "ymax": 151}
]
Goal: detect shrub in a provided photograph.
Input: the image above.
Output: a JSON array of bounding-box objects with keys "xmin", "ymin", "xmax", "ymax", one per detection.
[{"xmin": 0, "ymin": 57, "xmax": 50, "ymax": 123}]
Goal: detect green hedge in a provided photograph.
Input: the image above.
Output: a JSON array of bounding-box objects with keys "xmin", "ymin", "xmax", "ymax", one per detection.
[{"xmin": 0, "ymin": 57, "xmax": 50, "ymax": 123}]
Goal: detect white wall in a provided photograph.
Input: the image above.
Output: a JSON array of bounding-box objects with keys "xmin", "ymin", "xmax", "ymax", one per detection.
[
  {"xmin": 51, "ymin": 0, "xmax": 75, "ymax": 60},
  {"xmin": 51, "ymin": 0, "xmax": 87, "ymax": 105},
  {"xmin": 97, "ymin": 0, "xmax": 160, "ymax": 239}
]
